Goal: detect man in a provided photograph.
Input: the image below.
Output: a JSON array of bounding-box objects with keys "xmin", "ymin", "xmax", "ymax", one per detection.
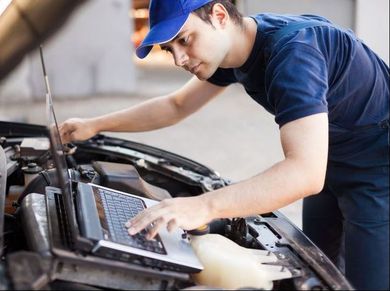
[{"xmin": 59, "ymin": 0, "xmax": 389, "ymax": 289}]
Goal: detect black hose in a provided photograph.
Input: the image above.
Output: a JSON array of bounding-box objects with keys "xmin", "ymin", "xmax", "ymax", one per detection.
[{"xmin": 16, "ymin": 169, "xmax": 59, "ymax": 206}]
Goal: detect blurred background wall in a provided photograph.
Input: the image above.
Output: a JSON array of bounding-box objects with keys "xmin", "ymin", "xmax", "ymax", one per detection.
[
  {"xmin": 238, "ymin": 0, "xmax": 356, "ymax": 28},
  {"xmin": 238, "ymin": 0, "xmax": 389, "ymax": 65},
  {"xmin": 355, "ymin": 0, "xmax": 389, "ymax": 65}
]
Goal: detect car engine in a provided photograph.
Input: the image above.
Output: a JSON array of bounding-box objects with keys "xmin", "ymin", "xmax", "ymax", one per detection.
[{"xmin": 0, "ymin": 121, "xmax": 352, "ymax": 290}]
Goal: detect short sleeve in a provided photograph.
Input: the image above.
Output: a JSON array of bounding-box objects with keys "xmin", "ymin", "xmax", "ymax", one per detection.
[
  {"xmin": 207, "ymin": 68, "xmax": 237, "ymax": 87},
  {"xmin": 265, "ymin": 43, "xmax": 329, "ymax": 127}
]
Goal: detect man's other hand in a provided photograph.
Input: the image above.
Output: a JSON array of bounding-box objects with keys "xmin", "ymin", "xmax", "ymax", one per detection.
[{"xmin": 59, "ymin": 118, "xmax": 97, "ymax": 144}]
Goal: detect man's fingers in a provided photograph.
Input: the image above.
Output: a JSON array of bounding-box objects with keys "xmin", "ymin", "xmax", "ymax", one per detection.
[
  {"xmin": 70, "ymin": 132, "xmax": 79, "ymax": 142},
  {"xmin": 59, "ymin": 130, "xmax": 70, "ymax": 143},
  {"xmin": 124, "ymin": 199, "xmax": 181, "ymax": 238},
  {"xmin": 59, "ymin": 123, "xmax": 74, "ymax": 143},
  {"xmin": 127, "ymin": 207, "xmax": 154, "ymax": 227},
  {"xmin": 127, "ymin": 202, "xmax": 166, "ymax": 225},
  {"xmin": 126, "ymin": 208, "xmax": 162, "ymax": 235},
  {"xmin": 60, "ymin": 121, "xmax": 83, "ymax": 140},
  {"xmin": 167, "ymin": 219, "xmax": 178, "ymax": 233},
  {"xmin": 59, "ymin": 122, "xmax": 70, "ymax": 134},
  {"xmin": 147, "ymin": 216, "xmax": 172, "ymax": 240}
]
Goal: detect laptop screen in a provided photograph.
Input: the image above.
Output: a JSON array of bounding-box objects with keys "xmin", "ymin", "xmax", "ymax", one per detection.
[
  {"xmin": 46, "ymin": 94, "xmax": 70, "ymax": 191},
  {"xmin": 41, "ymin": 46, "xmax": 81, "ymax": 245}
]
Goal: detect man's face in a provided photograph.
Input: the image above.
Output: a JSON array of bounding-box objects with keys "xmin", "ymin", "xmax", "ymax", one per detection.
[{"xmin": 160, "ymin": 13, "xmax": 231, "ymax": 81}]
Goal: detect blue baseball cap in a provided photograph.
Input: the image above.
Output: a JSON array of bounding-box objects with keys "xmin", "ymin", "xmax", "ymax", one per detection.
[{"xmin": 136, "ymin": 0, "xmax": 213, "ymax": 59}]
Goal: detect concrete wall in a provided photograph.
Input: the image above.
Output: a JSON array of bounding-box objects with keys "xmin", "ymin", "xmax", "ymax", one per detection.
[
  {"xmin": 238, "ymin": 0, "xmax": 356, "ymax": 28},
  {"xmin": 0, "ymin": 0, "xmax": 135, "ymax": 104},
  {"xmin": 356, "ymin": 0, "xmax": 389, "ymax": 65},
  {"xmin": 238, "ymin": 0, "xmax": 389, "ymax": 64}
]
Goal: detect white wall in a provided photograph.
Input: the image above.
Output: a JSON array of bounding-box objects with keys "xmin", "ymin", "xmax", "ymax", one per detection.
[
  {"xmin": 239, "ymin": 0, "xmax": 389, "ymax": 64},
  {"xmin": 356, "ymin": 0, "xmax": 389, "ymax": 65},
  {"xmin": 238, "ymin": 0, "xmax": 356, "ymax": 29}
]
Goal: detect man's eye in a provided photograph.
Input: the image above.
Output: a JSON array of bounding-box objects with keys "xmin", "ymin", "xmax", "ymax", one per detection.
[
  {"xmin": 180, "ymin": 36, "xmax": 189, "ymax": 45},
  {"xmin": 162, "ymin": 48, "xmax": 172, "ymax": 54}
]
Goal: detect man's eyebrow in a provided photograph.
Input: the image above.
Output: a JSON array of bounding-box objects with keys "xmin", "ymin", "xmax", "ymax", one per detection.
[
  {"xmin": 160, "ymin": 29, "xmax": 189, "ymax": 49},
  {"xmin": 172, "ymin": 29, "xmax": 188, "ymax": 41}
]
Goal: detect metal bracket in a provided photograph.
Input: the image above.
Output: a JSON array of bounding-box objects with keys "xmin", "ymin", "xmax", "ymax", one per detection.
[{"xmin": 6, "ymin": 251, "xmax": 52, "ymax": 290}]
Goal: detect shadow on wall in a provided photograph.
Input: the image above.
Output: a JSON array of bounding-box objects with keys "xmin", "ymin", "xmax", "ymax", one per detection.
[{"xmin": 0, "ymin": 0, "xmax": 136, "ymax": 104}]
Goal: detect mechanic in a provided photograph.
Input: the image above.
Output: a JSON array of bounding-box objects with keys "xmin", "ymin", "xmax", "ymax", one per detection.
[{"xmin": 59, "ymin": 0, "xmax": 389, "ymax": 289}]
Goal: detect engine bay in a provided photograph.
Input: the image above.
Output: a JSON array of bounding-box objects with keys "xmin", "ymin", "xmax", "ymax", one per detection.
[{"xmin": 0, "ymin": 121, "xmax": 352, "ymax": 290}]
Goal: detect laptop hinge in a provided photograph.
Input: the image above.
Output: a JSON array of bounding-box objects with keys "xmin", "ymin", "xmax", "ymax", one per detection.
[
  {"xmin": 76, "ymin": 182, "xmax": 104, "ymax": 242},
  {"xmin": 47, "ymin": 186, "xmax": 95, "ymax": 252}
]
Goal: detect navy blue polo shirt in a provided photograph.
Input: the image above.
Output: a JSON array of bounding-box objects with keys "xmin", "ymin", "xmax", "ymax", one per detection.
[{"xmin": 207, "ymin": 14, "xmax": 389, "ymax": 130}]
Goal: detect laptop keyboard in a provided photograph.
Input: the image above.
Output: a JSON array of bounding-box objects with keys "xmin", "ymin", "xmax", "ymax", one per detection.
[{"xmin": 98, "ymin": 188, "xmax": 166, "ymax": 255}]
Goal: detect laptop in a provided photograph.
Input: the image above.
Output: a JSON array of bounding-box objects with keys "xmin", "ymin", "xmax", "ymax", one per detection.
[{"xmin": 41, "ymin": 46, "xmax": 203, "ymax": 273}]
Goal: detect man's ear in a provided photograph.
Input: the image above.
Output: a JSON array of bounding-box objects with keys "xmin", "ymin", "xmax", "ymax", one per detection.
[{"xmin": 210, "ymin": 3, "xmax": 229, "ymax": 28}]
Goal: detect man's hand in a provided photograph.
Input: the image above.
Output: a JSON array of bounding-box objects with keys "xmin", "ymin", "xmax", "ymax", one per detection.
[
  {"xmin": 125, "ymin": 196, "xmax": 212, "ymax": 240},
  {"xmin": 59, "ymin": 118, "xmax": 98, "ymax": 143}
]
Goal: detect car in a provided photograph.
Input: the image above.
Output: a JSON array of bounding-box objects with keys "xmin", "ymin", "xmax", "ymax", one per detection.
[
  {"xmin": 0, "ymin": 120, "xmax": 353, "ymax": 290},
  {"xmin": 0, "ymin": 0, "xmax": 353, "ymax": 290}
]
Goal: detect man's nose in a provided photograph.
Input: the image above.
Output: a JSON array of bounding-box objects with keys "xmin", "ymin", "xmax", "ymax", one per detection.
[{"xmin": 173, "ymin": 49, "xmax": 189, "ymax": 67}]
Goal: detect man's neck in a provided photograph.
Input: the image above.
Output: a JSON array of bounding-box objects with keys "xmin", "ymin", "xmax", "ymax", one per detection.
[{"xmin": 220, "ymin": 17, "xmax": 258, "ymax": 68}]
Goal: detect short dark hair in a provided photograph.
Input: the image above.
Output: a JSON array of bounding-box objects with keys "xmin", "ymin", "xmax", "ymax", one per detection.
[{"xmin": 193, "ymin": 0, "xmax": 243, "ymax": 28}]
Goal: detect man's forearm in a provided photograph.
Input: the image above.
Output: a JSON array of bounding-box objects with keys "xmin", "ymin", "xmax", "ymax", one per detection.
[
  {"xmin": 90, "ymin": 95, "xmax": 183, "ymax": 133},
  {"xmin": 202, "ymin": 114, "xmax": 328, "ymax": 220},
  {"xmin": 203, "ymin": 158, "xmax": 324, "ymax": 220}
]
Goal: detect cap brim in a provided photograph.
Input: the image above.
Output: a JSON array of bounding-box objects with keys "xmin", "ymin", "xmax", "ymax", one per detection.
[{"xmin": 135, "ymin": 13, "xmax": 189, "ymax": 59}]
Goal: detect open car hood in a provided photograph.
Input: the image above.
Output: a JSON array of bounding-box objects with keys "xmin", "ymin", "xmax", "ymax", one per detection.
[{"xmin": 0, "ymin": 0, "xmax": 86, "ymax": 80}]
